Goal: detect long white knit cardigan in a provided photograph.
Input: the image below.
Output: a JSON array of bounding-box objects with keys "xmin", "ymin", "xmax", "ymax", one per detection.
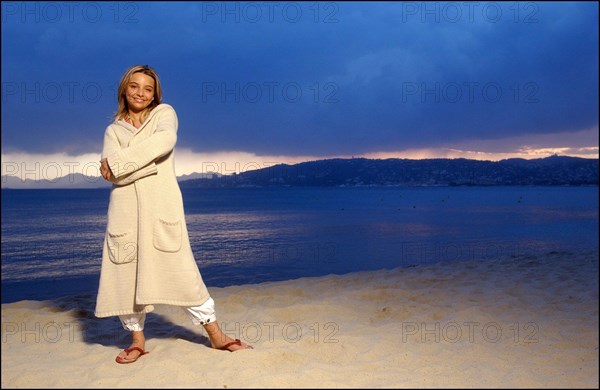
[{"xmin": 95, "ymin": 104, "xmax": 210, "ymax": 317}]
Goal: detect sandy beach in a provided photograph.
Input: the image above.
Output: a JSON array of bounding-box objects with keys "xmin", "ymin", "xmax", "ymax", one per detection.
[{"xmin": 2, "ymin": 250, "xmax": 598, "ymax": 388}]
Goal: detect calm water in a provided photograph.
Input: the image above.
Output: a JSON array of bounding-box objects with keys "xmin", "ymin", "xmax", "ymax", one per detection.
[{"xmin": 1, "ymin": 186, "xmax": 598, "ymax": 303}]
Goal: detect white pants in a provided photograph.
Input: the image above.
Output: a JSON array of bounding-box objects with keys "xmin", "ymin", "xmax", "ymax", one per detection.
[{"xmin": 119, "ymin": 297, "xmax": 217, "ymax": 331}]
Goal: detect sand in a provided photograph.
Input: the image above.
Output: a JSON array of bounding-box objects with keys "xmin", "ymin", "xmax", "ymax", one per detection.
[{"xmin": 1, "ymin": 250, "xmax": 598, "ymax": 388}]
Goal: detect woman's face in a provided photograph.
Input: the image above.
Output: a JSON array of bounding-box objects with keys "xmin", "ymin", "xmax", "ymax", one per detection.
[{"xmin": 125, "ymin": 72, "xmax": 155, "ymax": 113}]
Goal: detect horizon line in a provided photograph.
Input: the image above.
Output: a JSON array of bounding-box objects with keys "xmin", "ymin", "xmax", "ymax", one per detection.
[{"xmin": 1, "ymin": 153, "xmax": 597, "ymax": 184}]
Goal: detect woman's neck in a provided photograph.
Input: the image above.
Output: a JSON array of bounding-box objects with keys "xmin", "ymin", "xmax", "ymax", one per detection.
[{"xmin": 127, "ymin": 110, "xmax": 144, "ymax": 128}]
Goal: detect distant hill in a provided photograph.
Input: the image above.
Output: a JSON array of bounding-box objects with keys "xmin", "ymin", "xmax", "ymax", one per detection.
[
  {"xmin": 179, "ymin": 155, "xmax": 599, "ymax": 188},
  {"xmin": 1, "ymin": 173, "xmax": 111, "ymax": 189},
  {"xmin": 176, "ymin": 171, "xmax": 222, "ymax": 181},
  {"xmin": 2, "ymin": 156, "xmax": 597, "ymax": 189},
  {"xmin": 1, "ymin": 171, "xmax": 221, "ymax": 189}
]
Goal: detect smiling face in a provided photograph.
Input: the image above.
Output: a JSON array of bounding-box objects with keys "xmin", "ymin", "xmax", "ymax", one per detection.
[{"xmin": 125, "ymin": 72, "xmax": 156, "ymax": 113}]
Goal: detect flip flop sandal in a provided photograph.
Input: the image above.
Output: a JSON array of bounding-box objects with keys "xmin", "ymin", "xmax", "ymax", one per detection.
[
  {"xmin": 217, "ymin": 339, "xmax": 253, "ymax": 352},
  {"xmin": 115, "ymin": 346, "xmax": 149, "ymax": 364}
]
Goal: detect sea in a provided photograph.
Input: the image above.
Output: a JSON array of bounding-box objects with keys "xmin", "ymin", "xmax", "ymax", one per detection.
[{"xmin": 1, "ymin": 186, "xmax": 598, "ymax": 303}]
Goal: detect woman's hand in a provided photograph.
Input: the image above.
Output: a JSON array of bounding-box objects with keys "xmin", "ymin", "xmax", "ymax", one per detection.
[{"xmin": 100, "ymin": 158, "xmax": 113, "ymax": 181}]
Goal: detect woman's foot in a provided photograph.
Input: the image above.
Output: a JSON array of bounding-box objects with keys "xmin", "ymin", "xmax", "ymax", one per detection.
[
  {"xmin": 212, "ymin": 336, "xmax": 253, "ymax": 352},
  {"xmin": 203, "ymin": 321, "xmax": 253, "ymax": 351},
  {"xmin": 116, "ymin": 331, "xmax": 147, "ymax": 363}
]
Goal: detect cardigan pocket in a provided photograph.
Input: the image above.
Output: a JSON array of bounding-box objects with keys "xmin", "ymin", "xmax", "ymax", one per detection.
[
  {"xmin": 107, "ymin": 231, "xmax": 137, "ymax": 264},
  {"xmin": 153, "ymin": 218, "xmax": 182, "ymax": 252}
]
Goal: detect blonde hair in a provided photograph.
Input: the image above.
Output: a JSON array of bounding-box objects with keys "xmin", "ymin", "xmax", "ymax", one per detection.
[{"xmin": 114, "ymin": 65, "xmax": 162, "ymax": 122}]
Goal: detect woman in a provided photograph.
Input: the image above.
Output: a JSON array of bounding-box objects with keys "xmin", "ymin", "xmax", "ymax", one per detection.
[{"xmin": 95, "ymin": 65, "xmax": 251, "ymax": 364}]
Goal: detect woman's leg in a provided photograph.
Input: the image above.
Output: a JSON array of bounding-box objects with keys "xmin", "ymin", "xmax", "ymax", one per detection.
[
  {"xmin": 183, "ymin": 297, "xmax": 252, "ymax": 351},
  {"xmin": 116, "ymin": 313, "xmax": 147, "ymax": 361},
  {"xmin": 203, "ymin": 321, "xmax": 252, "ymax": 351}
]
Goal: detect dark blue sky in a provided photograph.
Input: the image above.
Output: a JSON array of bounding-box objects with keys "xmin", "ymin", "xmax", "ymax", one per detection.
[{"xmin": 2, "ymin": 2, "xmax": 598, "ymax": 165}]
